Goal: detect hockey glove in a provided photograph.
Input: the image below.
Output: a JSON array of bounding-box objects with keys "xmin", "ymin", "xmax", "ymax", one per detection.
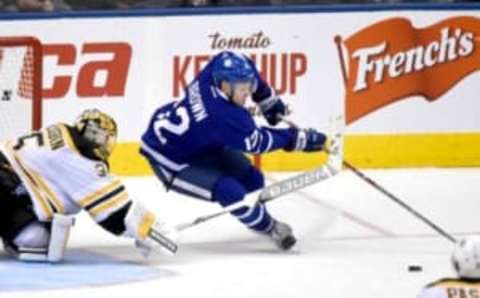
[
  {"xmin": 125, "ymin": 202, "xmax": 179, "ymax": 257},
  {"xmin": 261, "ymin": 97, "xmax": 287, "ymax": 126},
  {"xmin": 285, "ymin": 128, "xmax": 327, "ymax": 152}
]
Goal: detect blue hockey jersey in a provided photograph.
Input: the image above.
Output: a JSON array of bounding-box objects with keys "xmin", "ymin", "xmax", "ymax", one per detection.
[{"xmin": 140, "ymin": 51, "xmax": 295, "ymax": 172}]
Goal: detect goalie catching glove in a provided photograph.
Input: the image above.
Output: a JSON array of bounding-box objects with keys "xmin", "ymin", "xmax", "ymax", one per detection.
[
  {"xmin": 125, "ymin": 202, "xmax": 179, "ymax": 257},
  {"xmin": 285, "ymin": 128, "xmax": 328, "ymax": 152}
]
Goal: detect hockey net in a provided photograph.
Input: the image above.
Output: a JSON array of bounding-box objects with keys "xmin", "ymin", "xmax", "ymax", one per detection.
[{"xmin": 0, "ymin": 36, "xmax": 42, "ymax": 141}]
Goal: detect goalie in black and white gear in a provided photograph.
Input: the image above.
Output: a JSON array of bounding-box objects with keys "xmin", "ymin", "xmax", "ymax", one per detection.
[{"xmin": 0, "ymin": 109, "xmax": 178, "ymax": 262}]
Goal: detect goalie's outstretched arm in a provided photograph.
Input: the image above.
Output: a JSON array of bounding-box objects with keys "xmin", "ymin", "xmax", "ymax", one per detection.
[{"xmin": 85, "ymin": 192, "xmax": 179, "ymax": 256}]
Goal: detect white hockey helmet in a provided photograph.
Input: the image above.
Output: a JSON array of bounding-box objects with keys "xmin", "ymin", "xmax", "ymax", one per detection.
[{"xmin": 451, "ymin": 236, "xmax": 480, "ymax": 278}]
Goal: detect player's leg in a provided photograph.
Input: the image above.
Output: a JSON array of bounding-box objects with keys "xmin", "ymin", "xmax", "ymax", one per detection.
[
  {"xmin": 0, "ymin": 152, "xmax": 38, "ymax": 253},
  {"xmin": 217, "ymin": 148, "xmax": 296, "ymax": 250},
  {"xmin": 148, "ymin": 158, "xmax": 222, "ymax": 201},
  {"xmin": 148, "ymin": 155, "xmax": 266, "ymax": 223},
  {"xmin": 0, "ymin": 193, "xmax": 74, "ymax": 262},
  {"xmin": 147, "ymin": 154, "xmax": 296, "ymax": 250},
  {"xmin": 218, "ymin": 147, "xmax": 264, "ymax": 192},
  {"xmin": 2, "ymin": 213, "xmax": 74, "ymax": 262},
  {"xmin": 214, "ymin": 149, "xmax": 271, "ymax": 230},
  {"xmin": 0, "ymin": 172, "xmax": 48, "ymax": 260},
  {"xmin": 0, "ymin": 153, "xmax": 73, "ymax": 262}
]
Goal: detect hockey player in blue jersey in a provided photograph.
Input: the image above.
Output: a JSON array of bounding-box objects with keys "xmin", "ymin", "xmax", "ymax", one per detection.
[{"xmin": 141, "ymin": 51, "xmax": 327, "ymax": 250}]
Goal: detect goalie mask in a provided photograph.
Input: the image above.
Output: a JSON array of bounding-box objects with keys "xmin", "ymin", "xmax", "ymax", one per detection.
[
  {"xmin": 74, "ymin": 109, "xmax": 117, "ymax": 161},
  {"xmin": 451, "ymin": 236, "xmax": 480, "ymax": 279}
]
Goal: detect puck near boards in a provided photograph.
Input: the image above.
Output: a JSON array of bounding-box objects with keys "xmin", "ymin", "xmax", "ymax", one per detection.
[{"xmin": 408, "ymin": 265, "xmax": 423, "ymax": 272}]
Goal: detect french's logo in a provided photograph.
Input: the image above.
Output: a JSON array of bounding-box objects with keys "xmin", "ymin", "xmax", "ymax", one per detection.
[{"xmin": 335, "ymin": 17, "xmax": 480, "ymax": 124}]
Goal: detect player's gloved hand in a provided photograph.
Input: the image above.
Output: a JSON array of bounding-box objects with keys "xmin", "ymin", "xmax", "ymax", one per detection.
[
  {"xmin": 125, "ymin": 202, "xmax": 179, "ymax": 257},
  {"xmin": 133, "ymin": 220, "xmax": 179, "ymax": 258},
  {"xmin": 260, "ymin": 97, "xmax": 287, "ymax": 126},
  {"xmin": 285, "ymin": 128, "xmax": 327, "ymax": 152}
]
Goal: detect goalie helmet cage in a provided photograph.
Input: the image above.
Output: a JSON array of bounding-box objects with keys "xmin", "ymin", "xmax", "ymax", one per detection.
[{"xmin": 0, "ymin": 36, "xmax": 42, "ymax": 140}]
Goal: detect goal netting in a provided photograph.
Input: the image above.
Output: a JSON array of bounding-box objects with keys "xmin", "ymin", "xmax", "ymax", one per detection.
[{"xmin": 0, "ymin": 36, "xmax": 42, "ymax": 141}]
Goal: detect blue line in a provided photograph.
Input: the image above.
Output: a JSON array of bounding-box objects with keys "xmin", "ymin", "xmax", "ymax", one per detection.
[{"xmin": 0, "ymin": 3, "xmax": 479, "ymax": 21}]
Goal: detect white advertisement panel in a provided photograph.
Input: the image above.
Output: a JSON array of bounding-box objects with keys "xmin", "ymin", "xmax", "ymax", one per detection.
[
  {"xmin": 149, "ymin": 13, "xmax": 344, "ymax": 134},
  {"xmin": 0, "ymin": 18, "xmax": 151, "ymax": 141},
  {"xmin": 0, "ymin": 9, "xmax": 479, "ymax": 141}
]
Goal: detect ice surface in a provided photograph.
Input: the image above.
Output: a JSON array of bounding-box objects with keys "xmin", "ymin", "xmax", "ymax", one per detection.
[{"xmin": 2, "ymin": 168, "xmax": 479, "ymax": 298}]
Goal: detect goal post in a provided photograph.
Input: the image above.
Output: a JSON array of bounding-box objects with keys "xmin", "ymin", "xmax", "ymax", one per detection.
[{"xmin": 0, "ymin": 36, "xmax": 42, "ymax": 140}]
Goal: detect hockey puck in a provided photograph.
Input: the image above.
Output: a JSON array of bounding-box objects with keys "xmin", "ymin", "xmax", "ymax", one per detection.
[{"xmin": 408, "ymin": 265, "xmax": 422, "ymax": 272}]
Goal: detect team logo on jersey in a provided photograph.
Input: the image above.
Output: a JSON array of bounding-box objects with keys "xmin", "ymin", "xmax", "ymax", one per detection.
[
  {"xmin": 95, "ymin": 163, "xmax": 108, "ymax": 177},
  {"xmin": 224, "ymin": 59, "xmax": 233, "ymax": 68}
]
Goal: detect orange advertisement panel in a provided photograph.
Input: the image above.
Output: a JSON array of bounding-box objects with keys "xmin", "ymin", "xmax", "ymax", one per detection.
[{"xmin": 341, "ymin": 16, "xmax": 480, "ymax": 124}]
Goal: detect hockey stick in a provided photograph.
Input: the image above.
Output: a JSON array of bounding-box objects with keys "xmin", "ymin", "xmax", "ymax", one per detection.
[
  {"xmin": 148, "ymin": 227, "xmax": 178, "ymax": 254},
  {"xmin": 280, "ymin": 117, "xmax": 457, "ymax": 244},
  {"xmin": 175, "ymin": 115, "xmax": 343, "ymax": 232},
  {"xmin": 341, "ymin": 160, "xmax": 456, "ymax": 243},
  {"xmin": 175, "ymin": 162, "xmax": 339, "ymax": 231}
]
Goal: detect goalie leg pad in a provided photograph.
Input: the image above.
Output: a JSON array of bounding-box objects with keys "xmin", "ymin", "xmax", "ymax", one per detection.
[
  {"xmin": 13, "ymin": 221, "xmax": 49, "ymax": 250},
  {"xmin": 47, "ymin": 214, "xmax": 74, "ymax": 262},
  {"xmin": 13, "ymin": 214, "xmax": 74, "ymax": 263}
]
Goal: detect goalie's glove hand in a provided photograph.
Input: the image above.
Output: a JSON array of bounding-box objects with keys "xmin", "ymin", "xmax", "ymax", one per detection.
[
  {"xmin": 134, "ymin": 221, "xmax": 179, "ymax": 258},
  {"xmin": 261, "ymin": 97, "xmax": 287, "ymax": 126},
  {"xmin": 285, "ymin": 128, "xmax": 327, "ymax": 152},
  {"xmin": 125, "ymin": 202, "xmax": 179, "ymax": 257}
]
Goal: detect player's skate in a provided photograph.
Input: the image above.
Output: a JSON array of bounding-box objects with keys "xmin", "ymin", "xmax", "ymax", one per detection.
[{"xmin": 268, "ymin": 219, "xmax": 296, "ymax": 250}]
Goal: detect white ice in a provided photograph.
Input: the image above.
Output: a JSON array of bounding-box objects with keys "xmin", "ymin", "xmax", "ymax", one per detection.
[{"xmin": 2, "ymin": 168, "xmax": 480, "ymax": 298}]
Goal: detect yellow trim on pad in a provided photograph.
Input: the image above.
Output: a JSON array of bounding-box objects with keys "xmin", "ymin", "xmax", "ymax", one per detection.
[
  {"xmin": 89, "ymin": 192, "xmax": 129, "ymax": 218},
  {"xmin": 138, "ymin": 211, "xmax": 156, "ymax": 240},
  {"xmin": 109, "ymin": 133, "xmax": 480, "ymax": 175}
]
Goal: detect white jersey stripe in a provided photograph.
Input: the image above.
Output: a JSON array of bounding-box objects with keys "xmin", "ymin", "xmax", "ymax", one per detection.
[
  {"xmin": 89, "ymin": 192, "xmax": 129, "ymax": 218},
  {"xmin": 78, "ymin": 179, "xmax": 123, "ymax": 208},
  {"xmin": 29, "ymin": 170, "xmax": 65, "ymax": 213},
  {"xmin": 6, "ymin": 146, "xmax": 54, "ymax": 220},
  {"xmin": 265, "ymin": 130, "xmax": 273, "ymax": 152},
  {"xmin": 173, "ymin": 178, "xmax": 212, "ymax": 200},
  {"xmin": 235, "ymin": 204, "xmax": 257, "ymax": 219},
  {"xmin": 247, "ymin": 204, "xmax": 265, "ymax": 227},
  {"xmin": 140, "ymin": 141, "xmax": 188, "ymax": 172}
]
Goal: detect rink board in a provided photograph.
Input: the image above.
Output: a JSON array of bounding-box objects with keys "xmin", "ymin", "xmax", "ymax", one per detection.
[{"xmin": 0, "ymin": 5, "xmax": 479, "ymax": 172}]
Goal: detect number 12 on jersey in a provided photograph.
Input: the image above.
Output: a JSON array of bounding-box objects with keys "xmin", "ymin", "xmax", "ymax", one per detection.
[{"xmin": 153, "ymin": 104, "xmax": 190, "ymax": 145}]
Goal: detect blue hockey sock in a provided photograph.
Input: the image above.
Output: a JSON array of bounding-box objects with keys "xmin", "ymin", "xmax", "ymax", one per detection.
[
  {"xmin": 214, "ymin": 176, "xmax": 273, "ymax": 233},
  {"xmin": 230, "ymin": 203, "xmax": 273, "ymax": 233}
]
